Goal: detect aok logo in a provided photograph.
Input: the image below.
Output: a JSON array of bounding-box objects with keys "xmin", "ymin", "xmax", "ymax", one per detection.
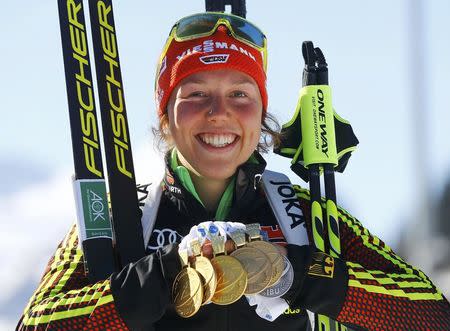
[{"xmin": 87, "ymin": 189, "xmax": 106, "ymax": 222}]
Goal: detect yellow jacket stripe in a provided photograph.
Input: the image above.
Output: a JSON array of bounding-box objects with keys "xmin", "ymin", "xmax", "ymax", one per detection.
[
  {"xmin": 23, "ymin": 292, "xmax": 114, "ymax": 326},
  {"xmin": 347, "ymin": 265, "xmax": 439, "ymax": 291},
  {"xmin": 340, "ymin": 213, "xmax": 432, "ymax": 284},
  {"xmin": 33, "ymin": 227, "xmax": 82, "ymax": 304},
  {"xmin": 21, "ymin": 225, "xmax": 116, "ymax": 326},
  {"xmin": 348, "ymin": 279, "xmax": 443, "ymax": 301}
]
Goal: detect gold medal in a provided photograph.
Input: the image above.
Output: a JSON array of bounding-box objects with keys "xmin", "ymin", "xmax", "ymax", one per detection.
[
  {"xmin": 211, "ymin": 255, "xmax": 247, "ymax": 304},
  {"xmin": 229, "ymin": 229, "xmax": 272, "ymax": 294},
  {"xmin": 190, "ymin": 239, "xmax": 217, "ymax": 304},
  {"xmin": 246, "ymin": 224, "xmax": 284, "ymax": 287},
  {"xmin": 172, "ymin": 250, "xmax": 203, "ymax": 318},
  {"xmin": 173, "ymin": 267, "xmax": 204, "ymax": 318},
  {"xmin": 210, "ymin": 234, "xmax": 247, "ymax": 305}
]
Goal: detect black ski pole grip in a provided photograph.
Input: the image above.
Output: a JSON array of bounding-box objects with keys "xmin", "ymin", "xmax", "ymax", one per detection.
[
  {"xmin": 314, "ymin": 47, "xmax": 329, "ymax": 85},
  {"xmin": 302, "ymin": 41, "xmax": 317, "ymax": 86},
  {"xmin": 205, "ymin": 0, "xmax": 246, "ymax": 18}
]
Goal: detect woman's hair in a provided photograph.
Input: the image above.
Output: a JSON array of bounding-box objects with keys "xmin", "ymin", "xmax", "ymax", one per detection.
[{"xmin": 152, "ymin": 110, "xmax": 282, "ymax": 154}]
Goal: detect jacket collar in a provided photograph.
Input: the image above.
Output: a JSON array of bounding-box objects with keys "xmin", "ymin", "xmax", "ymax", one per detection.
[{"xmin": 162, "ymin": 150, "xmax": 267, "ymax": 221}]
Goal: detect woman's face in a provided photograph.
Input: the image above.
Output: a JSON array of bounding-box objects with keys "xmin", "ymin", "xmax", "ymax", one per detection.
[{"xmin": 167, "ymin": 69, "xmax": 263, "ymax": 181}]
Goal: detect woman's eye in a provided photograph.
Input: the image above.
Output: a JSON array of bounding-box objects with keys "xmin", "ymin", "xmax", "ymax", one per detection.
[
  {"xmin": 189, "ymin": 91, "xmax": 206, "ymax": 97},
  {"xmin": 231, "ymin": 91, "xmax": 247, "ymax": 98}
]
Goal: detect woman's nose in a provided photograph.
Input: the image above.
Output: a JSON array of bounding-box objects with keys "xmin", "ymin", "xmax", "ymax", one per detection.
[{"xmin": 207, "ymin": 96, "xmax": 230, "ymax": 120}]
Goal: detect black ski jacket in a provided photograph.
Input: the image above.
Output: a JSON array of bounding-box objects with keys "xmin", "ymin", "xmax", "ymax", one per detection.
[{"xmin": 17, "ymin": 153, "xmax": 450, "ymax": 331}]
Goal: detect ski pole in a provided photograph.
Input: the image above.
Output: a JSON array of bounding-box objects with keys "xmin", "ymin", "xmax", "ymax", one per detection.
[
  {"xmin": 300, "ymin": 42, "xmax": 332, "ymax": 255},
  {"xmin": 273, "ymin": 40, "xmax": 358, "ymax": 330},
  {"xmin": 300, "ymin": 41, "xmax": 347, "ymax": 331},
  {"xmin": 313, "ymin": 46, "xmax": 341, "ymax": 258}
]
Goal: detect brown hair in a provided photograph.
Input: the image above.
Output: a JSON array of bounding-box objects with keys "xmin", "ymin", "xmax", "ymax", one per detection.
[{"xmin": 152, "ymin": 110, "xmax": 281, "ymax": 154}]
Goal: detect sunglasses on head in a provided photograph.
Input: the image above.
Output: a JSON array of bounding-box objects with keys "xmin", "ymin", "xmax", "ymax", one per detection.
[
  {"xmin": 160, "ymin": 12, "xmax": 267, "ymax": 70},
  {"xmin": 171, "ymin": 12, "xmax": 266, "ymax": 50}
]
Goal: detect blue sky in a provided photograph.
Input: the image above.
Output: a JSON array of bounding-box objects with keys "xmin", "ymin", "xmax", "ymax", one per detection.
[{"xmin": 1, "ymin": 0, "xmax": 450, "ymax": 328}]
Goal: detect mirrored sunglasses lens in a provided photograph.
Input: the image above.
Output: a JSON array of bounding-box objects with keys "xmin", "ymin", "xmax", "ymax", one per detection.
[
  {"xmin": 230, "ymin": 19, "xmax": 265, "ymax": 47},
  {"xmin": 176, "ymin": 15, "xmax": 219, "ymax": 38}
]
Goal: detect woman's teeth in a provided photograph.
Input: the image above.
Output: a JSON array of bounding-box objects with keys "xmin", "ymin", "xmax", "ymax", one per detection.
[{"xmin": 199, "ymin": 134, "xmax": 237, "ymax": 147}]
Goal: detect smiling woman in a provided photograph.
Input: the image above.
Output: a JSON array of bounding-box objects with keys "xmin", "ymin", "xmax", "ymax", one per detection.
[
  {"xmin": 153, "ymin": 72, "xmax": 280, "ymax": 211},
  {"xmin": 17, "ymin": 9, "xmax": 450, "ymax": 331},
  {"xmin": 166, "ymin": 70, "xmax": 263, "ymax": 210}
]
